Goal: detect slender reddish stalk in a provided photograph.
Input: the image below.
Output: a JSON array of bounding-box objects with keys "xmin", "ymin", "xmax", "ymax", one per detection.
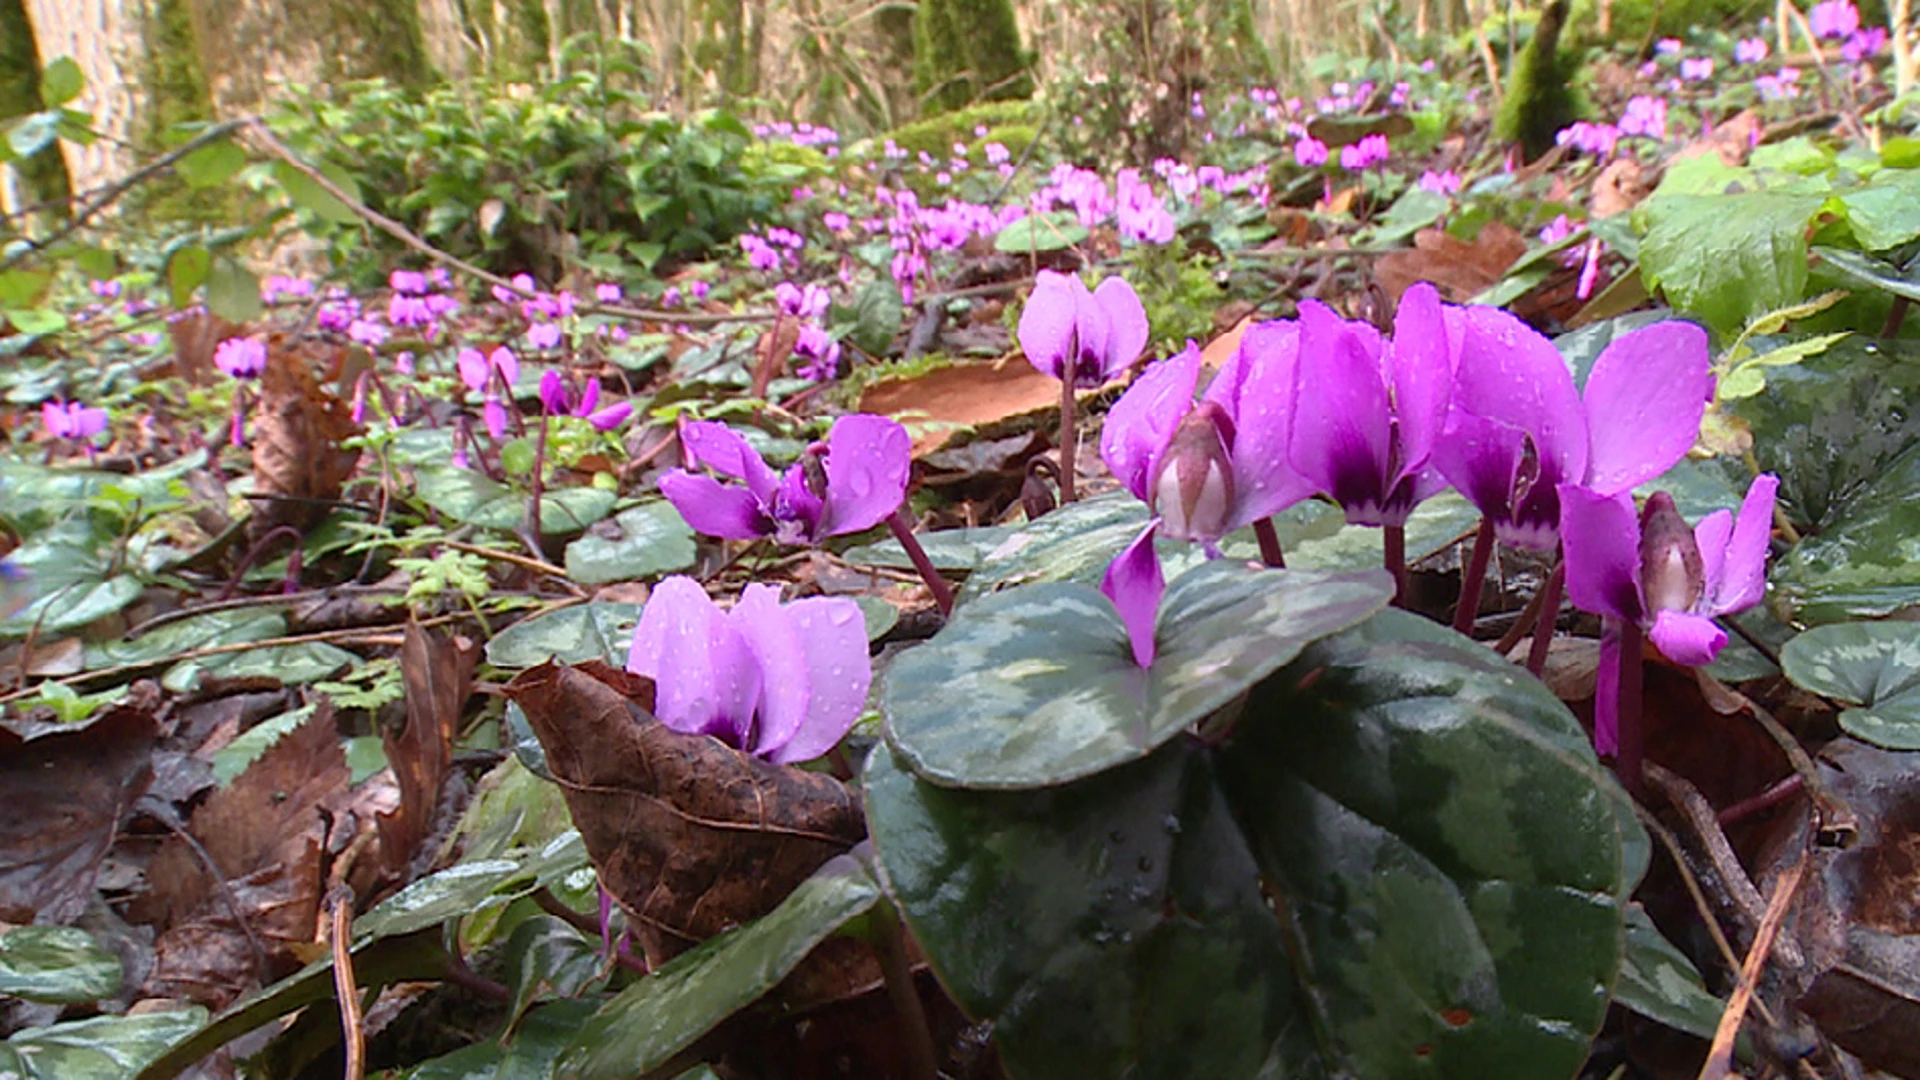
[
  {"xmin": 1383, "ymin": 524, "xmax": 1408, "ymax": 606},
  {"xmin": 1253, "ymin": 518, "xmax": 1286, "ymax": 568},
  {"xmin": 1615, "ymin": 619, "xmax": 1646, "ymax": 796},
  {"xmin": 1526, "ymin": 559, "xmax": 1565, "ymax": 677},
  {"xmin": 1057, "ymin": 360, "xmax": 1078, "ymax": 503},
  {"xmin": 888, "ymin": 508, "xmax": 953, "ymax": 617},
  {"xmin": 1453, "ymin": 518, "xmax": 1496, "ymax": 636}
]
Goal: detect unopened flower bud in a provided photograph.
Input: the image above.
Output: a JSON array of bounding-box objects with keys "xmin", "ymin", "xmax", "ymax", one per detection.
[
  {"xmin": 1638, "ymin": 491, "xmax": 1703, "ymax": 614},
  {"xmin": 1152, "ymin": 401, "xmax": 1236, "ymax": 543}
]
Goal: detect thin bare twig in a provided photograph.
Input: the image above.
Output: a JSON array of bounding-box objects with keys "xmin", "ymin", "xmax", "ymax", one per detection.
[
  {"xmin": 328, "ymin": 886, "xmax": 366, "ymax": 1080},
  {"xmin": 1699, "ymin": 847, "xmax": 1811, "ymax": 1080},
  {"xmin": 1645, "ymin": 761, "xmax": 1804, "ymax": 969}
]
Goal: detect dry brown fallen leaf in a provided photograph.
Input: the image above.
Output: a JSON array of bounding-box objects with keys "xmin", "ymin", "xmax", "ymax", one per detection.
[
  {"xmin": 505, "ymin": 661, "xmax": 866, "ymax": 966},
  {"xmin": 0, "ymin": 689, "xmax": 160, "ymax": 925},
  {"xmin": 138, "ymin": 705, "xmax": 349, "ymax": 1009},
  {"xmin": 1590, "ymin": 157, "xmax": 1652, "ymax": 219},
  {"xmin": 859, "ymin": 359, "xmax": 1067, "ymax": 457},
  {"xmin": 377, "ymin": 621, "xmax": 478, "ymax": 881},
  {"xmin": 1375, "ymin": 222, "xmax": 1528, "ymax": 303},
  {"xmin": 247, "ymin": 339, "xmax": 362, "ymax": 543}
]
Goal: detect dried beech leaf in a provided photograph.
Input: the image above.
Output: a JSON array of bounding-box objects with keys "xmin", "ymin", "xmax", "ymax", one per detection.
[
  {"xmin": 0, "ymin": 693, "xmax": 159, "ymax": 924},
  {"xmin": 140, "ymin": 706, "xmax": 347, "ymax": 1008},
  {"xmin": 504, "ymin": 661, "xmax": 866, "ymax": 965},
  {"xmin": 378, "ymin": 622, "xmax": 477, "ymax": 878},
  {"xmin": 248, "ymin": 344, "xmax": 362, "ymax": 541},
  {"xmin": 859, "ymin": 360, "xmax": 1066, "ymax": 457},
  {"xmin": 1376, "ymin": 223, "xmax": 1528, "ymax": 303}
]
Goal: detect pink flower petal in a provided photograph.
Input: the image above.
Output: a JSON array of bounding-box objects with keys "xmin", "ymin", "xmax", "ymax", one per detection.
[
  {"xmin": 1100, "ymin": 520, "xmax": 1164, "ymax": 667},
  {"xmin": 1205, "ymin": 320, "xmax": 1315, "ymax": 527},
  {"xmin": 1290, "ymin": 300, "xmax": 1392, "ymax": 518},
  {"xmin": 821, "ymin": 414, "xmax": 911, "ymax": 536},
  {"xmin": 1648, "ymin": 609, "xmax": 1727, "ymax": 667},
  {"xmin": 729, "ymin": 583, "xmax": 812, "ymax": 756},
  {"xmin": 765, "ymin": 596, "xmax": 872, "ymax": 764},
  {"xmin": 680, "ymin": 420, "xmax": 781, "ymax": 503},
  {"xmin": 628, "ymin": 576, "xmax": 762, "ymax": 745},
  {"xmin": 659, "ymin": 472, "xmax": 770, "ymax": 539},
  {"xmin": 1017, "ymin": 270, "xmax": 1079, "ymax": 379},
  {"xmin": 1558, "ymin": 483, "xmax": 1646, "ymax": 624},
  {"xmin": 1707, "ymin": 474, "xmax": 1778, "ymax": 614},
  {"xmin": 1091, "ymin": 276, "xmax": 1150, "ymax": 381},
  {"xmin": 1582, "ymin": 321, "xmax": 1713, "ymax": 494},
  {"xmin": 1383, "ymin": 282, "xmax": 1454, "ymax": 470},
  {"xmin": 1101, "ymin": 344, "xmax": 1202, "ymax": 503}
]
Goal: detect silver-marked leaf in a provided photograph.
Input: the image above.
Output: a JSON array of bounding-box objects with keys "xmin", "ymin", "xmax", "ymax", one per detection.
[
  {"xmin": 884, "ymin": 562, "xmax": 1394, "ymax": 789},
  {"xmin": 1780, "ymin": 621, "xmax": 1920, "ymax": 749},
  {"xmin": 1615, "ymin": 907, "xmax": 1723, "ymax": 1039},
  {"xmin": 1, "ymin": 1009, "xmax": 206, "ymax": 1079},
  {"xmin": 563, "ymin": 502, "xmax": 696, "ymax": 584},
  {"xmin": 486, "ymin": 603, "xmax": 643, "ymax": 669},
  {"xmin": 867, "ymin": 610, "xmax": 1630, "ymax": 1079},
  {"xmin": 0, "ymin": 926, "xmax": 122, "ymax": 1003},
  {"xmin": 416, "ymin": 466, "xmax": 616, "ymax": 535},
  {"xmin": 556, "ymin": 856, "xmax": 880, "ymax": 1080}
]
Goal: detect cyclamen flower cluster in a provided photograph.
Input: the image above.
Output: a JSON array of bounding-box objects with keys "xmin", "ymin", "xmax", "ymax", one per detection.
[
  {"xmin": 776, "ymin": 281, "xmax": 841, "ymax": 381},
  {"xmin": 1115, "ymin": 168, "xmax": 1176, "ymax": 244},
  {"xmin": 1339, "ymin": 134, "xmax": 1391, "ymax": 171},
  {"xmin": 1418, "ymin": 169, "xmax": 1463, "ymax": 195},
  {"xmin": 42, "ymin": 401, "xmax": 109, "ymax": 441},
  {"xmin": 1734, "ymin": 37, "xmax": 1770, "ymax": 64},
  {"xmin": 1810, "ymin": 0, "xmax": 1860, "ymax": 38},
  {"xmin": 739, "ymin": 229, "xmax": 803, "ymax": 272}
]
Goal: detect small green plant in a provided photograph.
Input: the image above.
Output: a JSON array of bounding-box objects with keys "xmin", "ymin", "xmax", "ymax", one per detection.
[{"xmin": 267, "ymin": 38, "xmax": 781, "ymax": 281}]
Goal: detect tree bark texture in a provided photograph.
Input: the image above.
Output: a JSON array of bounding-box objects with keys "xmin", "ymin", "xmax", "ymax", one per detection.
[
  {"xmin": 21, "ymin": 0, "xmax": 146, "ymax": 197},
  {"xmin": 0, "ymin": 0, "xmax": 71, "ymax": 216}
]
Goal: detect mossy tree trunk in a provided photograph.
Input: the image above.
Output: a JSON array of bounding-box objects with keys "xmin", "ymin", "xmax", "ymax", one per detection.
[
  {"xmin": 914, "ymin": 0, "xmax": 1031, "ymax": 113},
  {"xmin": 21, "ymin": 0, "xmax": 148, "ymax": 198},
  {"xmin": 0, "ymin": 0, "xmax": 69, "ymax": 218},
  {"xmin": 184, "ymin": 0, "xmax": 436, "ymax": 117}
]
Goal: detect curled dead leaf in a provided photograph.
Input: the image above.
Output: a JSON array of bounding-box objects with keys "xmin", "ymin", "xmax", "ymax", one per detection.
[
  {"xmin": 504, "ymin": 661, "xmax": 866, "ymax": 965},
  {"xmin": 1375, "ymin": 223, "xmax": 1528, "ymax": 303},
  {"xmin": 248, "ymin": 342, "xmax": 363, "ymax": 542}
]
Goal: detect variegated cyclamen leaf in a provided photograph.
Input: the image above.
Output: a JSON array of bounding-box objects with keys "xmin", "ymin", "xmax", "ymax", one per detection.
[
  {"xmin": 883, "ymin": 561, "xmax": 1393, "ymax": 789},
  {"xmin": 867, "ymin": 610, "xmax": 1632, "ymax": 1080},
  {"xmin": 1780, "ymin": 621, "xmax": 1920, "ymax": 749}
]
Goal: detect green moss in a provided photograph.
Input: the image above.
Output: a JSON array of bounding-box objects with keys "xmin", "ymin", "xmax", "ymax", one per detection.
[
  {"xmin": 883, "ymin": 100, "xmax": 1034, "ymax": 157},
  {"xmin": 913, "ymin": 0, "xmax": 1031, "ymax": 114},
  {"xmin": 1570, "ymin": 0, "xmax": 1773, "ymax": 44},
  {"xmin": 1494, "ymin": 0, "xmax": 1585, "ymax": 161}
]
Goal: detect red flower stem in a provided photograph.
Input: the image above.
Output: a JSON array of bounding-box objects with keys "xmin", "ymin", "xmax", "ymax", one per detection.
[
  {"xmin": 1383, "ymin": 524, "xmax": 1407, "ymax": 606},
  {"xmin": 216, "ymin": 525, "xmax": 306, "ymax": 601},
  {"xmin": 1526, "ymin": 559, "xmax": 1565, "ymax": 677},
  {"xmin": 526, "ymin": 413, "xmax": 548, "ymax": 552},
  {"xmin": 1057, "ymin": 364, "xmax": 1078, "ymax": 503},
  {"xmin": 1253, "ymin": 517, "xmax": 1286, "ymax": 568},
  {"xmin": 1453, "ymin": 518, "xmax": 1496, "ymax": 636},
  {"xmin": 1717, "ymin": 773, "xmax": 1804, "ymax": 827},
  {"xmin": 1616, "ymin": 618, "xmax": 1646, "ymax": 796},
  {"xmin": 888, "ymin": 508, "xmax": 953, "ymax": 617}
]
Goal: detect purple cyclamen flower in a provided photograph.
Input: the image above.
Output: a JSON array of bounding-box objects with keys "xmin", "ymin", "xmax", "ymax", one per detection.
[
  {"xmin": 1619, "ymin": 96, "xmax": 1668, "ymax": 140},
  {"xmin": 1735, "ymin": 37, "xmax": 1770, "ymax": 64},
  {"xmin": 527, "ymin": 321, "xmax": 564, "ymax": 350},
  {"xmin": 1101, "ymin": 331, "xmax": 1313, "ymax": 547},
  {"xmin": 1680, "ymin": 56, "xmax": 1715, "ymax": 80},
  {"xmin": 794, "ymin": 324, "xmax": 842, "ymax": 382},
  {"xmin": 1559, "ymin": 474, "xmax": 1779, "ymax": 752},
  {"xmin": 215, "ymin": 337, "xmax": 267, "ymax": 379},
  {"xmin": 1294, "ymin": 137, "xmax": 1329, "ymax": 167},
  {"xmin": 457, "ymin": 346, "xmax": 520, "ymax": 392},
  {"xmin": 1655, "ymin": 37, "xmax": 1683, "ymax": 54},
  {"xmin": 1810, "ymin": 0, "xmax": 1860, "ymax": 38},
  {"xmin": 1842, "ymin": 26, "xmax": 1886, "ymax": 61},
  {"xmin": 42, "ymin": 401, "xmax": 109, "ymax": 440},
  {"xmin": 1289, "ymin": 282, "xmax": 1455, "ymax": 527},
  {"xmin": 1101, "ymin": 521, "xmax": 1165, "ymax": 668},
  {"xmin": 1016, "ymin": 270, "xmax": 1150, "ymax": 388},
  {"xmin": 390, "ymin": 269, "xmax": 429, "ymax": 295},
  {"xmin": 775, "ymin": 281, "xmax": 831, "ymax": 318},
  {"xmin": 596, "ymin": 282, "xmax": 623, "ymax": 303},
  {"xmin": 537, "ymin": 370, "xmax": 632, "ymax": 431},
  {"xmin": 1436, "ymin": 310, "xmax": 1713, "ymax": 551},
  {"xmin": 661, "ymin": 286, "xmax": 682, "ymax": 308},
  {"xmin": 1418, "ymin": 169, "xmax": 1463, "ymax": 195},
  {"xmin": 626, "ymin": 576, "xmax": 870, "ymax": 765},
  {"xmin": 659, "ymin": 414, "xmax": 910, "ymax": 545}
]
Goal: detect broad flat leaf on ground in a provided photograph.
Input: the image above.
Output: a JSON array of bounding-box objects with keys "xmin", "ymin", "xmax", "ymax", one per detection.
[
  {"xmin": 1781, "ymin": 622, "xmax": 1920, "ymax": 749},
  {"xmin": 869, "ymin": 611, "xmax": 1631, "ymax": 1080}
]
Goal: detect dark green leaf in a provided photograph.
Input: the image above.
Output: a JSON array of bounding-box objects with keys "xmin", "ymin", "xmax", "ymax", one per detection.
[
  {"xmin": 2, "ymin": 1009, "xmax": 206, "ymax": 1079},
  {"xmin": 390, "ymin": 1000, "xmax": 599, "ymax": 1079},
  {"xmin": 0, "ymin": 926, "xmax": 123, "ymax": 1003},
  {"xmin": 0, "ymin": 576, "xmax": 144, "ymax": 639},
  {"xmin": 206, "ymin": 257, "xmax": 263, "ymax": 323},
  {"xmin": 38, "ymin": 58, "xmax": 85, "ymax": 108},
  {"xmin": 161, "ymin": 640, "xmax": 359, "ymax": 693},
  {"xmin": 884, "ymin": 562, "xmax": 1394, "ymax": 789},
  {"xmin": 868, "ymin": 610, "xmax": 1629, "ymax": 1079},
  {"xmin": 1780, "ymin": 621, "xmax": 1920, "ymax": 749},
  {"xmin": 995, "ymin": 212, "xmax": 1088, "ymax": 254},
  {"xmin": 557, "ymin": 856, "xmax": 880, "ymax": 1080},
  {"xmin": 416, "ymin": 466, "xmax": 616, "ymax": 534},
  {"xmin": 173, "ymin": 138, "xmax": 247, "ymax": 189},
  {"xmin": 167, "ymin": 246, "xmax": 211, "ymax": 309},
  {"xmin": 353, "ymin": 832, "xmax": 590, "ymax": 943},
  {"xmin": 1614, "ymin": 907, "xmax": 1723, "ymax": 1039},
  {"xmin": 1838, "ymin": 168, "xmax": 1920, "ymax": 251},
  {"xmin": 486, "ymin": 603, "xmax": 643, "ymax": 669},
  {"xmin": 271, "ymin": 160, "xmax": 361, "ymax": 225},
  {"xmin": 563, "ymin": 502, "xmax": 696, "ymax": 584},
  {"xmin": 84, "ymin": 609, "xmax": 285, "ymax": 671},
  {"xmin": 1637, "ymin": 191, "xmax": 1825, "ymax": 337},
  {"xmin": 1814, "ymin": 245, "xmax": 1920, "ymax": 303},
  {"xmin": 504, "ymin": 917, "xmax": 605, "ymax": 1027}
]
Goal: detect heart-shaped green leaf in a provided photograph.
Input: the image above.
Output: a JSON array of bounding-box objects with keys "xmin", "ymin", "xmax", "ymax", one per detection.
[
  {"xmin": 0, "ymin": 926, "xmax": 122, "ymax": 1003},
  {"xmin": 867, "ymin": 609, "xmax": 1631, "ymax": 1079},
  {"xmin": 2, "ymin": 1009, "xmax": 206, "ymax": 1079},
  {"xmin": 416, "ymin": 467, "xmax": 616, "ymax": 535},
  {"xmin": 563, "ymin": 502, "xmax": 696, "ymax": 584},
  {"xmin": 1780, "ymin": 621, "xmax": 1920, "ymax": 748},
  {"xmin": 1614, "ymin": 907, "xmax": 1724, "ymax": 1039},
  {"xmin": 556, "ymin": 855, "xmax": 880, "ymax": 1080},
  {"xmin": 487, "ymin": 603, "xmax": 644, "ymax": 669},
  {"xmin": 886, "ymin": 561, "xmax": 1394, "ymax": 789}
]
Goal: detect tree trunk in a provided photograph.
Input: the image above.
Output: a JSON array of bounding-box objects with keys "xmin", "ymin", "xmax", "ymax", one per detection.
[
  {"xmin": 183, "ymin": 0, "xmax": 436, "ymax": 119},
  {"xmin": 21, "ymin": 0, "xmax": 145, "ymax": 197},
  {"xmin": 0, "ymin": 0, "xmax": 70, "ymax": 218},
  {"xmin": 914, "ymin": 0, "xmax": 1030, "ymax": 113}
]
